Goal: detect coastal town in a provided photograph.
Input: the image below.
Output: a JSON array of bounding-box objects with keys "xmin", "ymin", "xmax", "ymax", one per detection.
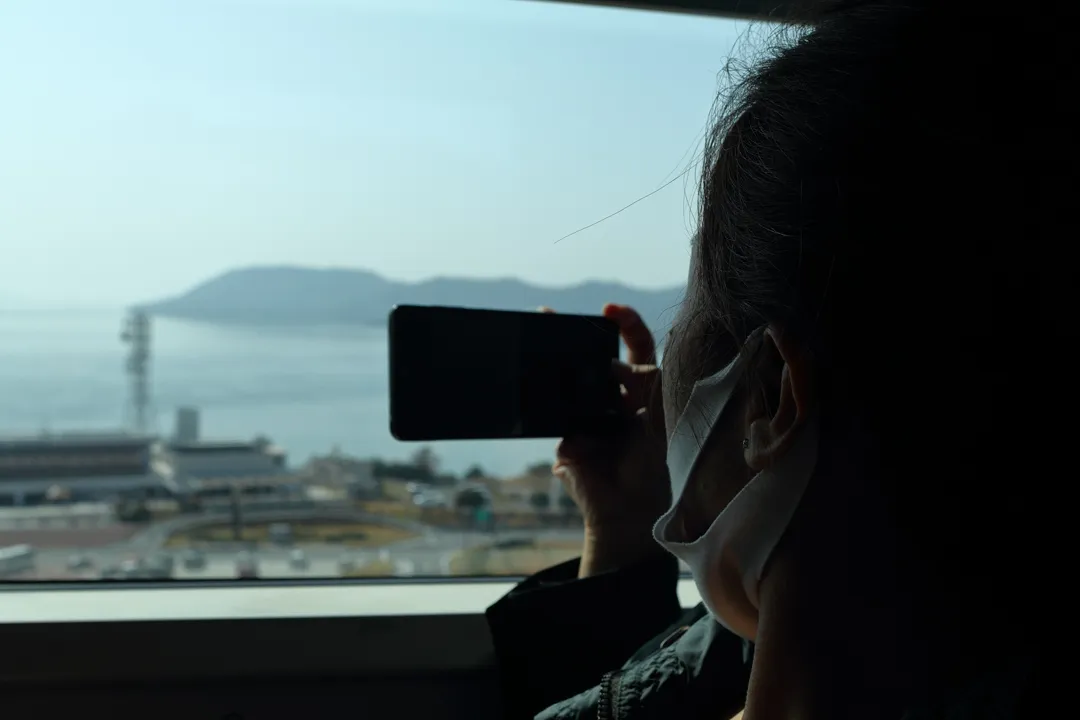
[
  {"xmin": 0, "ymin": 310, "xmax": 583, "ymax": 582},
  {"xmin": 0, "ymin": 416, "xmax": 584, "ymax": 581}
]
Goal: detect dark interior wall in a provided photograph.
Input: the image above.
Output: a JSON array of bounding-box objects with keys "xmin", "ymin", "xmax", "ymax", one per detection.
[{"xmin": 538, "ymin": 0, "xmax": 802, "ymax": 20}]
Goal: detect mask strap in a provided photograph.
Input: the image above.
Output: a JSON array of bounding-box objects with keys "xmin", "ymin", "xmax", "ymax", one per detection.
[{"xmin": 666, "ymin": 328, "xmax": 764, "ymax": 501}]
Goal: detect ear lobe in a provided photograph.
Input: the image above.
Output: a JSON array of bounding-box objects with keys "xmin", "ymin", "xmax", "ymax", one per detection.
[{"xmin": 744, "ymin": 326, "xmax": 813, "ymax": 470}]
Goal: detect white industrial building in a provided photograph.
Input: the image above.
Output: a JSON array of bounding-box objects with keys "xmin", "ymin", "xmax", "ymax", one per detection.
[
  {"xmin": 0, "ymin": 409, "xmax": 299, "ymax": 509},
  {"xmin": 0, "ymin": 433, "xmax": 169, "ymax": 506},
  {"xmin": 154, "ymin": 409, "xmax": 295, "ymax": 503}
]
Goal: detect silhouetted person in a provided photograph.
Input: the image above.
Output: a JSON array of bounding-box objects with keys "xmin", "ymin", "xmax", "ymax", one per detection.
[{"xmin": 488, "ymin": 2, "xmax": 1066, "ymax": 718}]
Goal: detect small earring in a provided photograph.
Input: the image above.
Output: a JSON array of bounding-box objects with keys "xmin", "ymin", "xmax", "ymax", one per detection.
[{"xmin": 742, "ymin": 438, "xmax": 750, "ymax": 449}]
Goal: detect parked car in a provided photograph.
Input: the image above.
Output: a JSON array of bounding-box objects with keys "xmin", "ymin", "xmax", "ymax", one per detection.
[
  {"xmin": 0, "ymin": 544, "xmax": 36, "ymax": 577},
  {"xmin": 101, "ymin": 558, "xmax": 160, "ymax": 580},
  {"xmin": 288, "ymin": 548, "xmax": 309, "ymax": 570},
  {"xmin": 413, "ymin": 492, "xmax": 447, "ymax": 509},
  {"xmin": 119, "ymin": 558, "xmax": 142, "ymax": 577},
  {"xmin": 145, "ymin": 553, "xmax": 174, "ymax": 578},
  {"xmin": 236, "ymin": 551, "xmax": 258, "ymax": 579},
  {"xmin": 269, "ymin": 523, "xmax": 293, "ymax": 545},
  {"xmin": 66, "ymin": 553, "xmax": 92, "ymax": 571},
  {"xmin": 182, "ymin": 548, "xmax": 206, "ymax": 570},
  {"xmin": 99, "ymin": 564, "xmax": 124, "ymax": 581}
]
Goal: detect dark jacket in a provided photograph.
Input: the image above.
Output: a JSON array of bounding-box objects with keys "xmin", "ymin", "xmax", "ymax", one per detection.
[
  {"xmin": 486, "ymin": 555, "xmax": 751, "ymax": 720},
  {"xmin": 487, "ymin": 556, "xmax": 1042, "ymax": 720}
]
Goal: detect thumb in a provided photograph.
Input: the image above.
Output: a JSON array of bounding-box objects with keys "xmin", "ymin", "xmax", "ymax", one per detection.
[
  {"xmin": 612, "ymin": 360, "xmax": 658, "ymax": 408},
  {"xmin": 612, "ymin": 360, "xmax": 657, "ymax": 384}
]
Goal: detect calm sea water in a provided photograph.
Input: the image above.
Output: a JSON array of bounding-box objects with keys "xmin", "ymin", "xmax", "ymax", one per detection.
[{"xmin": 0, "ymin": 310, "xmax": 556, "ymax": 476}]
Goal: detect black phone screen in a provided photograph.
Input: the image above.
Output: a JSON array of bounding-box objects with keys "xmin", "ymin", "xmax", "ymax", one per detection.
[{"xmin": 389, "ymin": 305, "xmax": 621, "ymax": 441}]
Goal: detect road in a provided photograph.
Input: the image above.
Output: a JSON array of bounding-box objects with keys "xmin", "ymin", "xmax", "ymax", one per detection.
[
  {"xmin": 26, "ymin": 527, "xmax": 584, "ymax": 581},
  {"xmin": 121, "ymin": 507, "xmax": 433, "ymax": 553},
  {"xmin": 1, "ymin": 503, "xmax": 585, "ymax": 581}
]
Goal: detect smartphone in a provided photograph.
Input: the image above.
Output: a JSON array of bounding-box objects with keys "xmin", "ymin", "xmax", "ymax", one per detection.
[{"xmin": 389, "ymin": 305, "xmax": 622, "ymax": 441}]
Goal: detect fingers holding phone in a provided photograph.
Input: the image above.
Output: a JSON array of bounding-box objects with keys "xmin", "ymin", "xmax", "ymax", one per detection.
[
  {"xmin": 552, "ymin": 304, "xmax": 670, "ymax": 577},
  {"xmin": 388, "ymin": 302, "xmax": 671, "ymax": 575},
  {"xmin": 389, "ymin": 305, "xmax": 620, "ymax": 441}
]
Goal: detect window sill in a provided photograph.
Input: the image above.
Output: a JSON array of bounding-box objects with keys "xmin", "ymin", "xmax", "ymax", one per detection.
[
  {"xmin": 0, "ymin": 579, "xmax": 703, "ymax": 685},
  {"xmin": 0, "ymin": 577, "xmax": 703, "ymax": 623}
]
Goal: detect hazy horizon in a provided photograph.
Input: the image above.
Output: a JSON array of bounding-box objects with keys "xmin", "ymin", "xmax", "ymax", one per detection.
[
  {"xmin": 1, "ymin": 0, "xmax": 751, "ymax": 307},
  {"xmin": 0, "ymin": 263, "xmax": 686, "ymax": 312}
]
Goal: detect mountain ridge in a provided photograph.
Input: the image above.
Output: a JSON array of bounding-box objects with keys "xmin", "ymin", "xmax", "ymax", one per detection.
[{"xmin": 138, "ymin": 266, "xmax": 686, "ymax": 331}]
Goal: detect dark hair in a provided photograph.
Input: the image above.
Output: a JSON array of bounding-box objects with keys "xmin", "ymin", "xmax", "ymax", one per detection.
[{"xmin": 670, "ymin": 1, "xmax": 1076, "ymax": 643}]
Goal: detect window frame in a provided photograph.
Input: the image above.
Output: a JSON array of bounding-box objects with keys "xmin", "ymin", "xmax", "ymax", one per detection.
[
  {"xmin": 0, "ymin": 578, "xmax": 702, "ymax": 684},
  {"xmin": 546, "ymin": 0, "xmax": 779, "ymax": 19},
  {"xmin": 0, "ymin": 0, "xmax": 745, "ymax": 690}
]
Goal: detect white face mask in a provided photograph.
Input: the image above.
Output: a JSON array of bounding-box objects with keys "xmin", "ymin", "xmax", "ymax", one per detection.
[{"xmin": 654, "ymin": 330, "xmax": 819, "ymax": 639}]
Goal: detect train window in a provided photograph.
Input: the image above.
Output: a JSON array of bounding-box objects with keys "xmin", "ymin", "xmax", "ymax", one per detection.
[{"xmin": 0, "ymin": 0, "xmax": 745, "ymax": 590}]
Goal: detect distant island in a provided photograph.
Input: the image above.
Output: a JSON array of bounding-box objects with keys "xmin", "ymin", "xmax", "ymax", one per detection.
[{"xmin": 137, "ymin": 266, "xmax": 685, "ymax": 332}]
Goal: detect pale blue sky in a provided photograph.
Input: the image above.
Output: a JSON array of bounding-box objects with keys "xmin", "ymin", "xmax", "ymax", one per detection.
[{"xmin": 0, "ymin": 0, "xmax": 749, "ymax": 307}]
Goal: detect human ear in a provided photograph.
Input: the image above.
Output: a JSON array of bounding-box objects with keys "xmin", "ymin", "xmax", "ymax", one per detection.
[{"xmin": 744, "ymin": 326, "xmax": 813, "ymax": 471}]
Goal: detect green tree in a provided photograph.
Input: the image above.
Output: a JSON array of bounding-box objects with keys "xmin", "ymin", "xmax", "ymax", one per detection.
[
  {"xmin": 526, "ymin": 461, "xmax": 553, "ymax": 478},
  {"xmin": 116, "ymin": 498, "xmax": 151, "ymax": 524},
  {"xmin": 455, "ymin": 487, "xmax": 488, "ymax": 512},
  {"xmin": 464, "ymin": 465, "xmax": 486, "ymax": 480},
  {"xmin": 530, "ymin": 491, "xmax": 551, "ymax": 513},
  {"xmin": 411, "ymin": 446, "xmax": 439, "ymax": 476},
  {"xmin": 373, "ymin": 459, "xmax": 434, "ymax": 483}
]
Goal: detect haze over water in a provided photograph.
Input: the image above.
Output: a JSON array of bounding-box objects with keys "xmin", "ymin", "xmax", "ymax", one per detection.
[
  {"xmin": 0, "ymin": 309, "xmax": 556, "ymax": 476},
  {"xmin": 0, "ymin": 1, "xmax": 749, "ymax": 477}
]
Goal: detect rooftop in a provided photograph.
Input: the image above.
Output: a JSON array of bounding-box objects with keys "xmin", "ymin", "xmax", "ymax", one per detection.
[
  {"xmin": 169, "ymin": 441, "xmax": 259, "ymax": 453},
  {"xmin": 188, "ymin": 474, "xmax": 298, "ymax": 489},
  {"xmin": 165, "ymin": 440, "xmax": 284, "ymax": 455},
  {"xmin": 0, "ymin": 433, "xmax": 156, "ymax": 454}
]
